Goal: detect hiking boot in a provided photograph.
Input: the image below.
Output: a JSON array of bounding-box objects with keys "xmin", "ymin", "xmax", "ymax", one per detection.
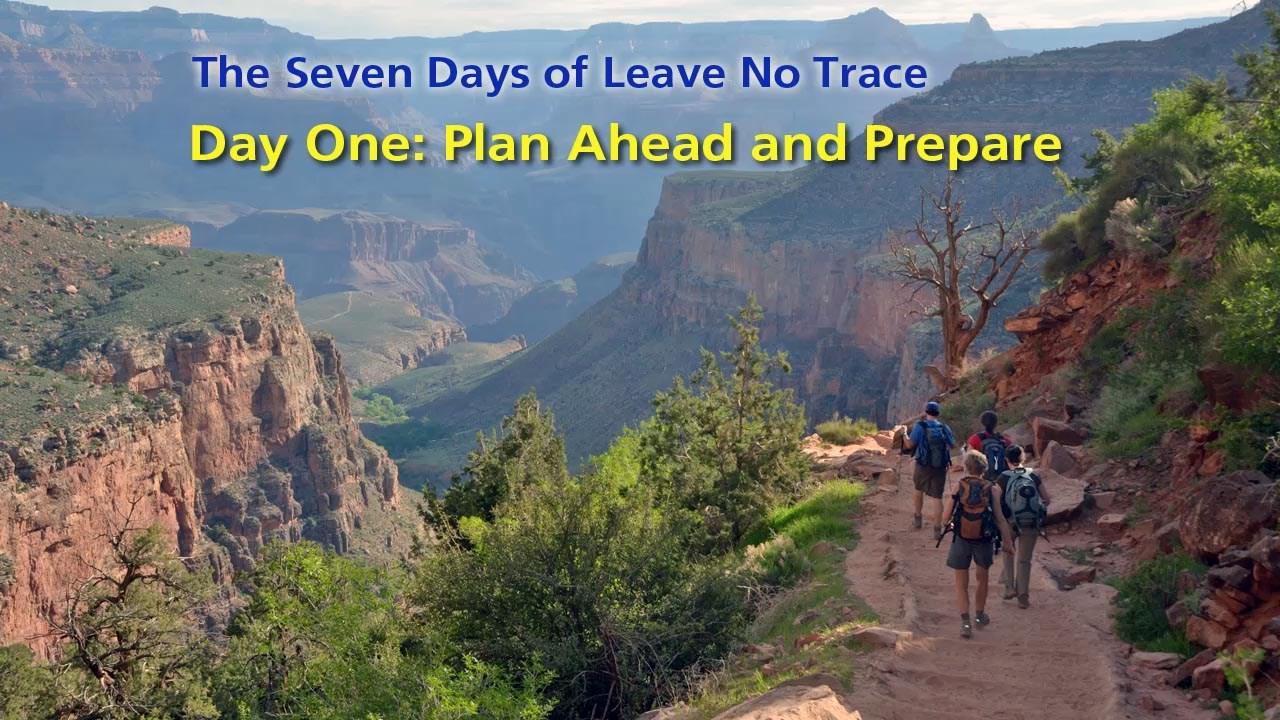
[
  {"xmin": 975, "ymin": 611, "xmax": 990, "ymax": 627},
  {"xmin": 960, "ymin": 614, "xmax": 973, "ymax": 639},
  {"xmin": 1017, "ymin": 595, "xmax": 1030, "ymax": 609},
  {"xmin": 1002, "ymin": 589, "xmax": 1018, "ymax": 600},
  {"xmin": 912, "ymin": 513, "xmax": 922, "ymax": 529}
]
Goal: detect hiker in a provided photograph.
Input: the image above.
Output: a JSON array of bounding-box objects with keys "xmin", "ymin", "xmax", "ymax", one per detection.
[
  {"xmin": 998, "ymin": 445, "xmax": 1052, "ymax": 609},
  {"xmin": 902, "ymin": 401, "xmax": 956, "ymax": 540},
  {"xmin": 941, "ymin": 450, "xmax": 1012, "ymax": 638},
  {"xmin": 967, "ymin": 410, "xmax": 1012, "ymax": 482}
]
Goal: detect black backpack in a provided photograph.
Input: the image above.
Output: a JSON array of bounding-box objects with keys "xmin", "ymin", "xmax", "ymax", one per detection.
[
  {"xmin": 919, "ymin": 420, "xmax": 950, "ymax": 469},
  {"xmin": 978, "ymin": 431, "xmax": 1010, "ymax": 481}
]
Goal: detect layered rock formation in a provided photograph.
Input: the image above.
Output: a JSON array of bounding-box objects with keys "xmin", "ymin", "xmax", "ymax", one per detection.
[
  {"xmin": 202, "ymin": 211, "xmax": 534, "ymax": 327},
  {"xmin": 0, "ymin": 204, "xmax": 402, "ymax": 656},
  {"xmin": 993, "ymin": 214, "xmax": 1220, "ymax": 402}
]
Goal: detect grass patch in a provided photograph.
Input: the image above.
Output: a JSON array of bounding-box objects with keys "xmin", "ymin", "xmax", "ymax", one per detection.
[
  {"xmin": 743, "ymin": 481, "xmax": 865, "ymax": 549},
  {"xmin": 814, "ymin": 417, "xmax": 878, "ymax": 446},
  {"xmin": 686, "ymin": 481, "xmax": 874, "ymax": 718},
  {"xmin": 1111, "ymin": 553, "xmax": 1207, "ymax": 655}
]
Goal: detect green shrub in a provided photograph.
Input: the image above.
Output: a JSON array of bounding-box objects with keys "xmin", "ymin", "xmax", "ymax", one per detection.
[
  {"xmin": 1089, "ymin": 362, "xmax": 1195, "ymax": 458},
  {"xmin": 1213, "ymin": 240, "xmax": 1280, "ymax": 372},
  {"xmin": 414, "ymin": 464, "xmax": 747, "ymax": 720},
  {"xmin": 814, "ymin": 416, "xmax": 878, "ymax": 445},
  {"xmin": 746, "ymin": 536, "xmax": 810, "ymax": 588},
  {"xmin": 1111, "ymin": 554, "xmax": 1207, "ymax": 653},
  {"xmin": 1210, "ymin": 405, "xmax": 1280, "ymax": 474},
  {"xmin": 360, "ymin": 392, "xmax": 409, "ymax": 425}
]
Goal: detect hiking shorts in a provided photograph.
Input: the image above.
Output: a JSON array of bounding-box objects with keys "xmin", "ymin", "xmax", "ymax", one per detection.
[
  {"xmin": 912, "ymin": 463, "xmax": 947, "ymax": 499},
  {"xmin": 946, "ymin": 538, "xmax": 994, "ymax": 570}
]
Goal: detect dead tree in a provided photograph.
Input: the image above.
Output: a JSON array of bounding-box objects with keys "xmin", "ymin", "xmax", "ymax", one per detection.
[{"xmin": 888, "ymin": 174, "xmax": 1037, "ymax": 389}]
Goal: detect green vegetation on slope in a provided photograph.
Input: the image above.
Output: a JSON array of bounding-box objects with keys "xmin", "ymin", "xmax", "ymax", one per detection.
[
  {"xmin": 1038, "ymin": 14, "xmax": 1280, "ymax": 469},
  {"xmin": 298, "ymin": 291, "xmax": 465, "ymax": 386},
  {"xmin": 413, "ymin": 300, "xmax": 820, "ymax": 718},
  {"xmin": 815, "ymin": 416, "xmax": 879, "ymax": 445},
  {"xmin": 1111, "ymin": 554, "xmax": 1207, "ymax": 656}
]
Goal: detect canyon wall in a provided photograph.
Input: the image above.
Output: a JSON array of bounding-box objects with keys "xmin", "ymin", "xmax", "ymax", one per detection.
[
  {"xmin": 621, "ymin": 175, "xmax": 916, "ymax": 423},
  {"xmin": 0, "ymin": 215, "xmax": 402, "ymax": 657},
  {"xmin": 203, "ymin": 211, "xmax": 534, "ymax": 327}
]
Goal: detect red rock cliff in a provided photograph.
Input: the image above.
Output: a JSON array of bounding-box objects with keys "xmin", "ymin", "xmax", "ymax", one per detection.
[
  {"xmin": 0, "ymin": 224, "xmax": 400, "ymax": 657},
  {"xmin": 625, "ymin": 174, "xmax": 915, "ymax": 421}
]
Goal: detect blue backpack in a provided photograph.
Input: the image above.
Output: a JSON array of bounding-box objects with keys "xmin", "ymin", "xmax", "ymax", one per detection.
[
  {"xmin": 918, "ymin": 420, "xmax": 950, "ymax": 469},
  {"xmin": 978, "ymin": 431, "xmax": 1010, "ymax": 481}
]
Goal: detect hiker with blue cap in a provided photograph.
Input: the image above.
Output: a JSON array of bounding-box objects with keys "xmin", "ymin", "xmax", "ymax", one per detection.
[{"xmin": 902, "ymin": 400, "xmax": 956, "ymax": 540}]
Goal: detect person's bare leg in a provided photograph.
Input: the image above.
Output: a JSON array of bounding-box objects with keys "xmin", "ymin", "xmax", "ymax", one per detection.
[
  {"xmin": 930, "ymin": 496, "xmax": 944, "ymax": 528},
  {"xmin": 975, "ymin": 566, "xmax": 990, "ymax": 614},
  {"xmin": 956, "ymin": 568, "xmax": 973, "ymax": 637},
  {"xmin": 912, "ymin": 490, "xmax": 924, "ymax": 528}
]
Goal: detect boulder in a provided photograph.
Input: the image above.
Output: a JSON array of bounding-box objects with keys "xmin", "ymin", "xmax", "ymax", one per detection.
[
  {"xmin": 1089, "ymin": 491, "xmax": 1117, "ymax": 511},
  {"xmin": 1024, "ymin": 394, "xmax": 1066, "ymax": 424},
  {"xmin": 1166, "ymin": 601, "xmax": 1190, "ymax": 630},
  {"xmin": 1065, "ymin": 566, "xmax": 1097, "ymax": 585},
  {"xmin": 1169, "ymin": 649, "xmax": 1217, "ymax": 687},
  {"xmin": 1097, "ymin": 514, "xmax": 1126, "ymax": 539},
  {"xmin": 1005, "ymin": 422, "xmax": 1033, "ymax": 455},
  {"xmin": 1209, "ymin": 565, "xmax": 1254, "ymax": 592},
  {"xmin": 1032, "ymin": 417, "xmax": 1086, "ymax": 458},
  {"xmin": 1199, "ymin": 450, "xmax": 1226, "ymax": 477},
  {"xmin": 1040, "ymin": 468, "xmax": 1089, "ymax": 524},
  {"xmin": 1186, "ymin": 616, "xmax": 1231, "ymax": 650},
  {"xmin": 1199, "ymin": 365, "xmax": 1280, "ymax": 414},
  {"xmin": 847, "ymin": 626, "xmax": 911, "ymax": 649},
  {"xmin": 1130, "ymin": 651, "xmax": 1183, "ymax": 670},
  {"xmin": 1201, "ymin": 597, "xmax": 1243, "ymax": 630},
  {"xmin": 1041, "ymin": 441, "xmax": 1084, "ymax": 477},
  {"xmin": 1180, "ymin": 472, "xmax": 1278, "ymax": 559},
  {"xmin": 1191, "ymin": 659, "xmax": 1226, "ymax": 692},
  {"xmin": 1250, "ymin": 534, "xmax": 1280, "ymax": 577},
  {"xmin": 710, "ymin": 675, "xmax": 861, "ymax": 720}
]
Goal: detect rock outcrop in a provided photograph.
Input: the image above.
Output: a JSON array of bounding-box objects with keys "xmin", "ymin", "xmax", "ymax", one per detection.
[
  {"xmin": 994, "ymin": 214, "xmax": 1219, "ymax": 401},
  {"xmin": 0, "ymin": 207, "xmax": 402, "ymax": 656}
]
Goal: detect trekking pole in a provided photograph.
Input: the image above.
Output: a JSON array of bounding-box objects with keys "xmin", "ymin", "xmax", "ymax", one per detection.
[{"xmin": 934, "ymin": 523, "xmax": 954, "ymax": 549}]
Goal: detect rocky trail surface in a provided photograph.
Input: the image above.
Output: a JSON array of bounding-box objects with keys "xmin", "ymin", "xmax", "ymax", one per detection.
[{"xmin": 837, "ymin": 452, "xmax": 1213, "ymax": 720}]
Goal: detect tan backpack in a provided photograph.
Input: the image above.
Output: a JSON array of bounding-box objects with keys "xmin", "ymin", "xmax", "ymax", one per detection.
[{"xmin": 954, "ymin": 476, "xmax": 997, "ymax": 543}]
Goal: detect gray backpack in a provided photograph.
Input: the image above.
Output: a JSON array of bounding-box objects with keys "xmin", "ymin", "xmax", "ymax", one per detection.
[{"xmin": 1003, "ymin": 468, "xmax": 1046, "ymax": 528}]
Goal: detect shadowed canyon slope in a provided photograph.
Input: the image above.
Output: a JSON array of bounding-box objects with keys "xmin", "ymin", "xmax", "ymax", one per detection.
[
  {"xmin": 414, "ymin": 3, "xmax": 1279, "ymax": 471},
  {"xmin": 0, "ymin": 205, "xmax": 410, "ymax": 654}
]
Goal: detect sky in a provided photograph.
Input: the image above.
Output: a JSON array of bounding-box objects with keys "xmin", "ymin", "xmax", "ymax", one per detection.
[{"xmin": 43, "ymin": 0, "xmax": 1239, "ymax": 38}]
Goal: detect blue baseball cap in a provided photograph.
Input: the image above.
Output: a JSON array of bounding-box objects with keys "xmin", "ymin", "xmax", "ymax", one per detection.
[{"xmin": 925, "ymin": 401, "xmax": 941, "ymax": 415}]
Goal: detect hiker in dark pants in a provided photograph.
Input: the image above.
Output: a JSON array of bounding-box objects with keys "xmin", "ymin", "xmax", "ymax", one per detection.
[
  {"xmin": 941, "ymin": 451, "xmax": 1012, "ymax": 638},
  {"xmin": 998, "ymin": 445, "xmax": 1052, "ymax": 608},
  {"xmin": 902, "ymin": 401, "xmax": 956, "ymax": 541}
]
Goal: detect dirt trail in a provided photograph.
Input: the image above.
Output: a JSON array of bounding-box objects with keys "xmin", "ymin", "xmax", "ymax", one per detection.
[{"xmin": 840, "ymin": 454, "xmax": 1212, "ymax": 720}]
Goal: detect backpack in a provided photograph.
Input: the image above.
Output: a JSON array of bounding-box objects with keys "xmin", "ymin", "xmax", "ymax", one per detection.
[
  {"xmin": 978, "ymin": 431, "xmax": 1010, "ymax": 481},
  {"xmin": 953, "ymin": 476, "xmax": 998, "ymax": 543},
  {"xmin": 1003, "ymin": 468, "xmax": 1047, "ymax": 529},
  {"xmin": 918, "ymin": 420, "xmax": 950, "ymax": 469}
]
